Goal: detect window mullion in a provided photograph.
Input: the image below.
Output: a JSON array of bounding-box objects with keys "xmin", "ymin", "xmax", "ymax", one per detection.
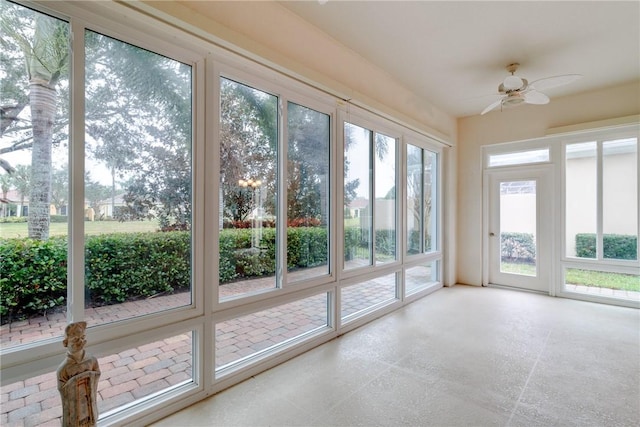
[
  {"xmin": 277, "ymin": 97, "xmax": 286, "ymax": 289},
  {"xmin": 68, "ymin": 19, "xmax": 86, "ymax": 323},
  {"xmin": 596, "ymin": 140, "xmax": 604, "ymax": 261}
]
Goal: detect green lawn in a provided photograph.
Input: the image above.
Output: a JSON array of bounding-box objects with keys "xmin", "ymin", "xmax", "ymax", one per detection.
[
  {"xmin": 501, "ymin": 261, "xmax": 639, "ymax": 292},
  {"xmin": 501, "ymin": 261, "xmax": 536, "ymax": 276},
  {"xmin": 565, "ymin": 268, "xmax": 639, "ymax": 292},
  {"xmin": 0, "ymin": 219, "xmax": 159, "ymax": 238}
]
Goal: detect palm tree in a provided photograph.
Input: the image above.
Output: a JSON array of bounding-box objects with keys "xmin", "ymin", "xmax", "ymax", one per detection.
[
  {"xmin": 1, "ymin": 3, "xmax": 69, "ymax": 239},
  {"xmin": 12, "ymin": 165, "xmax": 31, "ymax": 217},
  {"xmin": 0, "ymin": 173, "xmax": 11, "ymax": 217}
]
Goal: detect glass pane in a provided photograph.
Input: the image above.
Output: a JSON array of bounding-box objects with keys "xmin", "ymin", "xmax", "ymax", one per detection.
[
  {"xmin": 0, "ymin": 2, "xmax": 69, "ymax": 347},
  {"xmin": 84, "ymin": 31, "xmax": 192, "ymax": 325},
  {"xmin": 500, "ymin": 181, "xmax": 537, "ymax": 276},
  {"xmin": 215, "ymin": 293, "xmax": 328, "ymax": 373},
  {"xmin": 341, "ymin": 273, "xmax": 397, "ymax": 322},
  {"xmin": 374, "ymin": 133, "xmax": 396, "ymax": 264},
  {"xmin": 488, "ymin": 149, "xmax": 549, "ymax": 167},
  {"xmin": 344, "ymin": 123, "xmax": 372, "ymax": 269},
  {"xmin": 0, "ymin": 332, "xmax": 193, "ymax": 425},
  {"xmin": 406, "ymin": 145, "xmax": 422, "ymax": 255},
  {"xmin": 219, "ymin": 78, "xmax": 278, "ymax": 301},
  {"xmin": 1, "ymin": 371, "xmax": 61, "ymax": 425},
  {"xmin": 98, "ymin": 332, "xmax": 193, "ymax": 415},
  {"xmin": 603, "ymin": 138, "xmax": 638, "ymax": 260},
  {"xmin": 565, "ymin": 268, "xmax": 639, "ymax": 301},
  {"xmin": 287, "ymin": 102, "xmax": 330, "ymax": 282},
  {"xmin": 566, "ymin": 142, "xmax": 597, "ymax": 258},
  {"xmin": 405, "ymin": 261, "xmax": 439, "ymax": 295},
  {"xmin": 424, "ymin": 150, "xmax": 437, "ymax": 252}
]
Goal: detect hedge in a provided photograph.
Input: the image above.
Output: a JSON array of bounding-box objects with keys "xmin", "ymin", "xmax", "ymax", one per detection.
[
  {"xmin": 576, "ymin": 233, "xmax": 637, "ymax": 260},
  {"xmin": 0, "ymin": 227, "xmax": 332, "ymax": 321},
  {"xmin": 501, "ymin": 232, "xmax": 536, "ymax": 262},
  {"xmin": 0, "ymin": 237, "xmax": 67, "ymax": 321}
]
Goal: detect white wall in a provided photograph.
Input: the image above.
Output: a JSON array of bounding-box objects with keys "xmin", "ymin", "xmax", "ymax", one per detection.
[{"xmin": 457, "ymin": 81, "xmax": 640, "ymax": 286}]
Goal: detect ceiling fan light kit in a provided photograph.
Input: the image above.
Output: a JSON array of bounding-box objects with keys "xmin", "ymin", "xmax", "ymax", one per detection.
[{"xmin": 481, "ymin": 63, "xmax": 582, "ymax": 115}]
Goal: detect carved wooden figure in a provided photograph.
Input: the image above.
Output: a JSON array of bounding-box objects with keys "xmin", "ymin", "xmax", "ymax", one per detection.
[{"xmin": 57, "ymin": 321, "xmax": 101, "ymax": 427}]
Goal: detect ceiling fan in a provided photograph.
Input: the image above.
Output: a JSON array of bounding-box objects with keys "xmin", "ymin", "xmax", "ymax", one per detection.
[{"xmin": 481, "ymin": 63, "xmax": 582, "ymax": 115}]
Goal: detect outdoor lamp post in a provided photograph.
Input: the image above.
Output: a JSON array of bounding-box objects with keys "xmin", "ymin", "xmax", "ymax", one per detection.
[{"xmin": 238, "ymin": 178, "xmax": 263, "ymax": 248}]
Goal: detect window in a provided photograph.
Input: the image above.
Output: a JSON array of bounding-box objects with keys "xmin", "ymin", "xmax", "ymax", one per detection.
[
  {"xmin": 84, "ymin": 30, "xmax": 193, "ymax": 325},
  {"xmin": 1, "ymin": 1, "xmax": 71, "ymax": 347},
  {"xmin": 215, "ymin": 292, "xmax": 329, "ymax": 375},
  {"xmin": 565, "ymin": 139, "xmax": 638, "ymax": 261},
  {"xmin": 406, "ymin": 144, "xmax": 438, "ymax": 255},
  {"xmin": 1, "ymin": 1, "xmax": 198, "ymax": 423},
  {"xmin": 405, "ymin": 261, "xmax": 439, "ymax": 295},
  {"xmin": 341, "ymin": 273, "xmax": 397, "ymax": 323},
  {"xmin": 343, "ymin": 122, "xmax": 398, "ymax": 270},
  {"xmin": 218, "ymin": 77, "xmax": 279, "ymax": 300},
  {"xmin": 286, "ymin": 102, "xmax": 331, "ymax": 282},
  {"xmin": 564, "ymin": 136, "xmax": 638, "ymax": 301},
  {"xmin": 488, "ymin": 148, "xmax": 550, "ymax": 167}
]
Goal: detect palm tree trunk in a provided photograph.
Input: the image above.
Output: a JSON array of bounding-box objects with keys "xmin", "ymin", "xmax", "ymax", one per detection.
[{"xmin": 27, "ymin": 79, "xmax": 56, "ymax": 240}]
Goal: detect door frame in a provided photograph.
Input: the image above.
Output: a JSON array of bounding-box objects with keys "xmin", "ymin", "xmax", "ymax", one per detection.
[{"xmin": 482, "ymin": 165, "xmax": 555, "ymax": 295}]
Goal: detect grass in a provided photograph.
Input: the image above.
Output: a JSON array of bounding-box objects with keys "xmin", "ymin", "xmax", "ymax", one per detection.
[
  {"xmin": 501, "ymin": 261, "xmax": 639, "ymax": 292},
  {"xmin": 0, "ymin": 219, "xmax": 159, "ymax": 238},
  {"xmin": 565, "ymin": 268, "xmax": 639, "ymax": 292},
  {"xmin": 501, "ymin": 261, "xmax": 536, "ymax": 276}
]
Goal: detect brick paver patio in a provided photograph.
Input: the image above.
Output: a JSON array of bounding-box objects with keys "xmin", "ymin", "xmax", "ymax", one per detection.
[{"xmin": 1, "ymin": 275, "xmax": 396, "ymax": 426}]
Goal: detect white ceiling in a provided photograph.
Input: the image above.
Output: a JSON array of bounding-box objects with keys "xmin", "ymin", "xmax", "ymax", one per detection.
[{"xmin": 279, "ymin": 1, "xmax": 640, "ymax": 118}]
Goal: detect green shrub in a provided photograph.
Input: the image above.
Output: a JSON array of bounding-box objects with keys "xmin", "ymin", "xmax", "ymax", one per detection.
[
  {"xmin": 0, "ymin": 216, "xmax": 27, "ymax": 223},
  {"xmin": 1, "ymin": 232, "xmax": 191, "ymax": 322},
  {"xmin": 501, "ymin": 232, "xmax": 535, "ymax": 262},
  {"xmin": 0, "ymin": 237, "xmax": 67, "ymax": 320},
  {"xmin": 576, "ymin": 234, "xmax": 637, "ymax": 260},
  {"xmin": 85, "ymin": 232, "xmax": 191, "ymax": 305}
]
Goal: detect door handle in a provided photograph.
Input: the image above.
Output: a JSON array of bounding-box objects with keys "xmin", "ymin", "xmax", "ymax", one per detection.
[{"xmin": 489, "ymin": 232, "xmax": 495, "ymax": 236}]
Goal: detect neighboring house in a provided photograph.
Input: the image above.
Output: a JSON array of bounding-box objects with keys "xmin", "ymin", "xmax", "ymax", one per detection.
[
  {"xmin": 346, "ymin": 197, "xmax": 368, "ymax": 218},
  {"xmin": 95, "ymin": 193, "xmax": 127, "ymax": 219}
]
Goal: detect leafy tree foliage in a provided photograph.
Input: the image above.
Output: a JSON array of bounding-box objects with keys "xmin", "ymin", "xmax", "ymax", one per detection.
[
  {"xmin": 1, "ymin": 1, "xmax": 69, "ymax": 239},
  {"xmin": 219, "ymin": 78, "xmax": 277, "ymax": 222}
]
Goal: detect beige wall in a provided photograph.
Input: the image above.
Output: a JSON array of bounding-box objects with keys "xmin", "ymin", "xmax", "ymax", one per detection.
[{"xmin": 457, "ymin": 81, "xmax": 640, "ymax": 286}]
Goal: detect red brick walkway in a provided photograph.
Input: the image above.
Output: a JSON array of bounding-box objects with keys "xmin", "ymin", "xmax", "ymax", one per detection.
[{"xmin": 1, "ymin": 275, "xmax": 396, "ymax": 426}]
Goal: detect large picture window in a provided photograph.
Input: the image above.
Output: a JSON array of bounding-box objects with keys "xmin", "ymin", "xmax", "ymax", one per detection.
[
  {"xmin": 563, "ymin": 136, "xmax": 638, "ymax": 301},
  {"xmin": 343, "ymin": 122, "xmax": 398, "ymax": 270},
  {"xmin": 84, "ymin": 30, "xmax": 193, "ymax": 325},
  {"xmin": 1, "ymin": 1, "xmax": 196, "ymax": 423},
  {"xmin": 1, "ymin": 1, "xmax": 71, "ymax": 348}
]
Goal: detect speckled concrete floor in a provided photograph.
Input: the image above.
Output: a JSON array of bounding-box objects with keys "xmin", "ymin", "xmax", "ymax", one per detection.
[{"xmin": 153, "ymin": 285, "xmax": 640, "ymax": 426}]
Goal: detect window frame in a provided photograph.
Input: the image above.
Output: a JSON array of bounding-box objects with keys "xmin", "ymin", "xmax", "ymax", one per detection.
[{"xmin": 338, "ymin": 107, "xmax": 403, "ymax": 279}]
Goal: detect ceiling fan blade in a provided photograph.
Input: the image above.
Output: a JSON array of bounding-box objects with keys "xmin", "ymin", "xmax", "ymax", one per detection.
[
  {"xmin": 524, "ymin": 90, "xmax": 550, "ymax": 105},
  {"xmin": 481, "ymin": 98, "xmax": 503, "ymax": 115},
  {"xmin": 529, "ymin": 74, "xmax": 582, "ymax": 92}
]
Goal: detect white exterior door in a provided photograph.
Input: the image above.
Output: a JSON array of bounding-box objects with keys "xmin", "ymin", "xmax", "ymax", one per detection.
[{"xmin": 487, "ymin": 167, "xmax": 553, "ymax": 293}]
